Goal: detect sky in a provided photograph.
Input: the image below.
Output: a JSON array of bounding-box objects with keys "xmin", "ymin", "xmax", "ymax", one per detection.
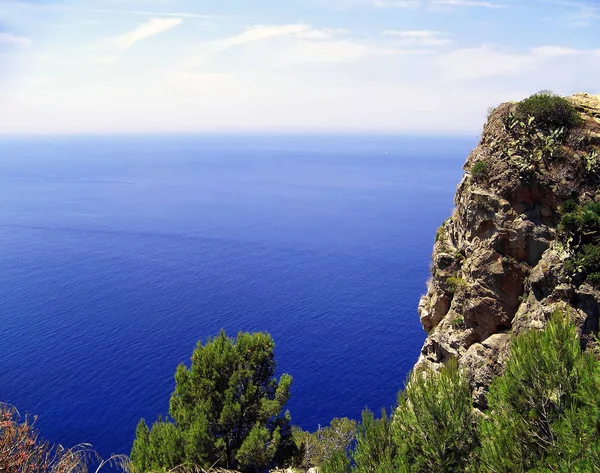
[{"xmin": 0, "ymin": 0, "xmax": 599, "ymax": 134}]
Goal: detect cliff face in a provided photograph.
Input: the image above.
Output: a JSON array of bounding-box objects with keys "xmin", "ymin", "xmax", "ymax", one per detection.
[{"xmin": 416, "ymin": 93, "xmax": 600, "ymax": 407}]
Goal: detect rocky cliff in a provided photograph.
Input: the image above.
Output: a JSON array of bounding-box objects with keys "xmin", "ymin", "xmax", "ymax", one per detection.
[{"xmin": 416, "ymin": 93, "xmax": 600, "ymax": 407}]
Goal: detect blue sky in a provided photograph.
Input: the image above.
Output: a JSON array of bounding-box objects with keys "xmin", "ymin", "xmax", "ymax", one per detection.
[{"xmin": 0, "ymin": 0, "xmax": 599, "ymax": 133}]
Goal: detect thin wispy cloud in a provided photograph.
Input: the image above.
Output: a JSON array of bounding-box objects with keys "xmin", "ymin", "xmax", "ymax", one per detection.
[
  {"xmin": 384, "ymin": 30, "xmax": 451, "ymax": 46},
  {"xmin": 568, "ymin": 6, "xmax": 600, "ymax": 26},
  {"xmin": 1, "ymin": 2, "xmax": 231, "ymax": 19},
  {"xmin": 430, "ymin": 0, "xmax": 505, "ymax": 8},
  {"xmin": 91, "ymin": 9, "xmax": 230, "ymax": 19},
  {"xmin": 438, "ymin": 44, "xmax": 600, "ymax": 80},
  {"xmin": 373, "ymin": 0, "xmax": 421, "ymax": 8},
  {"xmin": 2, "ymin": 0, "xmax": 599, "ymax": 133},
  {"xmin": 281, "ymin": 40, "xmax": 405, "ymax": 64},
  {"xmin": 183, "ymin": 24, "xmax": 351, "ymax": 69},
  {"xmin": 319, "ymin": 0, "xmax": 421, "ymax": 9},
  {"xmin": 99, "ymin": 17, "xmax": 182, "ymax": 54},
  {"xmin": 0, "ymin": 32, "xmax": 31, "ymax": 46}
]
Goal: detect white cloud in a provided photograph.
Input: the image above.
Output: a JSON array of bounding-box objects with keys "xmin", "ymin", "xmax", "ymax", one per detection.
[
  {"xmin": 91, "ymin": 9, "xmax": 229, "ymax": 19},
  {"xmin": 182, "ymin": 24, "xmax": 350, "ymax": 69},
  {"xmin": 101, "ymin": 17, "xmax": 182, "ymax": 53},
  {"xmin": 567, "ymin": 5, "xmax": 600, "ymax": 27},
  {"xmin": 22, "ymin": 77, "xmax": 55, "ymax": 88},
  {"xmin": 430, "ymin": 0, "xmax": 505, "ymax": 8},
  {"xmin": 207, "ymin": 24, "xmax": 312, "ymax": 50},
  {"xmin": 439, "ymin": 46, "xmax": 531, "ymax": 80},
  {"xmin": 384, "ymin": 30, "xmax": 451, "ymax": 46},
  {"xmin": 319, "ymin": 0, "xmax": 421, "ymax": 8},
  {"xmin": 532, "ymin": 46, "xmax": 582, "ymax": 57},
  {"xmin": 373, "ymin": 0, "xmax": 421, "ymax": 7},
  {"xmin": 297, "ymin": 28, "xmax": 350, "ymax": 40},
  {"xmin": 438, "ymin": 44, "xmax": 600, "ymax": 81},
  {"xmin": 281, "ymin": 40, "xmax": 399, "ymax": 64},
  {"xmin": 0, "ymin": 32, "xmax": 31, "ymax": 46}
]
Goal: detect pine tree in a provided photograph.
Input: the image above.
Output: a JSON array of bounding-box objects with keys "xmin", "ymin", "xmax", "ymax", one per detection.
[
  {"xmin": 130, "ymin": 330, "xmax": 294, "ymax": 473},
  {"xmin": 393, "ymin": 359, "xmax": 477, "ymax": 473},
  {"xmin": 479, "ymin": 311, "xmax": 600, "ymax": 472}
]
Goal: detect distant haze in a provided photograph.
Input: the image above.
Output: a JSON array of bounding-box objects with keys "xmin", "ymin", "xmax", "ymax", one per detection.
[{"xmin": 0, "ymin": 0, "xmax": 599, "ymax": 134}]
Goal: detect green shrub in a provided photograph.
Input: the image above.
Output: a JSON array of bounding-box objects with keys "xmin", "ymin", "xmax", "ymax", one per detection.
[
  {"xmin": 478, "ymin": 312, "xmax": 600, "ymax": 472},
  {"xmin": 517, "ymin": 92, "xmax": 582, "ymax": 130},
  {"xmin": 471, "ymin": 160, "xmax": 489, "ymax": 182},
  {"xmin": 321, "ymin": 449, "xmax": 352, "ymax": 473},
  {"xmin": 435, "ymin": 225, "xmax": 445, "ymax": 243},
  {"xmin": 584, "ymin": 201, "xmax": 600, "ymax": 215},
  {"xmin": 560, "ymin": 199, "xmax": 579, "ymax": 215},
  {"xmin": 558, "ymin": 200, "xmax": 600, "ymax": 286},
  {"xmin": 131, "ymin": 331, "xmax": 294, "ymax": 473},
  {"xmin": 311, "ymin": 314, "xmax": 600, "ymax": 473},
  {"xmin": 446, "ymin": 277, "xmax": 467, "ymax": 294},
  {"xmin": 394, "ymin": 359, "xmax": 477, "ymax": 473},
  {"xmin": 351, "ymin": 409, "xmax": 396, "ymax": 473},
  {"xmin": 293, "ymin": 418, "xmax": 356, "ymax": 469},
  {"xmin": 587, "ymin": 272, "xmax": 600, "ymax": 287},
  {"xmin": 451, "ymin": 316, "xmax": 464, "ymax": 328}
]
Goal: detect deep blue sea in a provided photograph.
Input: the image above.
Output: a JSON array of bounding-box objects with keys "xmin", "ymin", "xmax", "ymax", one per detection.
[{"xmin": 0, "ymin": 134, "xmax": 473, "ymax": 458}]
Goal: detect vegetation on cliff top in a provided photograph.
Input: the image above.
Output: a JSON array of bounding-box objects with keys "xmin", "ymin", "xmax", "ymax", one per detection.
[
  {"xmin": 517, "ymin": 91, "xmax": 582, "ymax": 131},
  {"xmin": 471, "ymin": 91, "xmax": 596, "ymax": 188}
]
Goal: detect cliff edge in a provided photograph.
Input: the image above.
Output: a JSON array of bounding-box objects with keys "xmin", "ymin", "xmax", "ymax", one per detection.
[{"xmin": 416, "ymin": 92, "xmax": 600, "ymax": 407}]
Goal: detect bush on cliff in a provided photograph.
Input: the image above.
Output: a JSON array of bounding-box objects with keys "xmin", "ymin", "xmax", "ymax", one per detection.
[
  {"xmin": 292, "ymin": 417, "xmax": 356, "ymax": 469},
  {"xmin": 351, "ymin": 409, "xmax": 395, "ymax": 473},
  {"xmin": 321, "ymin": 313, "xmax": 600, "ymax": 473},
  {"xmin": 517, "ymin": 91, "xmax": 582, "ymax": 130},
  {"xmin": 322, "ymin": 361, "xmax": 476, "ymax": 473},
  {"xmin": 478, "ymin": 311, "xmax": 600, "ymax": 472},
  {"xmin": 559, "ymin": 200, "xmax": 600, "ymax": 286},
  {"xmin": 394, "ymin": 359, "xmax": 477, "ymax": 473},
  {"xmin": 130, "ymin": 331, "xmax": 295, "ymax": 473},
  {"xmin": 471, "ymin": 160, "xmax": 489, "ymax": 183}
]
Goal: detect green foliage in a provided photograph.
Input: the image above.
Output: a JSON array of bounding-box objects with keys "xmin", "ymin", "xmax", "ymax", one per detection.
[
  {"xmin": 352, "ymin": 409, "xmax": 396, "ymax": 473},
  {"xmin": 293, "ymin": 418, "xmax": 356, "ymax": 469},
  {"xmin": 471, "ymin": 160, "xmax": 489, "ymax": 183},
  {"xmin": 306, "ymin": 314, "xmax": 600, "ymax": 473},
  {"xmin": 498, "ymin": 92, "xmax": 583, "ymax": 178},
  {"xmin": 435, "ymin": 225, "xmax": 445, "ymax": 243},
  {"xmin": 451, "ymin": 316, "xmax": 464, "ymax": 328},
  {"xmin": 558, "ymin": 200, "xmax": 600, "ymax": 287},
  {"xmin": 560, "ymin": 199, "xmax": 579, "ymax": 214},
  {"xmin": 130, "ymin": 330, "xmax": 294, "ymax": 473},
  {"xmin": 446, "ymin": 277, "xmax": 467, "ymax": 294},
  {"xmin": 517, "ymin": 91, "xmax": 582, "ymax": 130},
  {"xmin": 585, "ymin": 148, "xmax": 600, "ymax": 173},
  {"xmin": 478, "ymin": 312, "xmax": 600, "ymax": 472},
  {"xmin": 394, "ymin": 359, "xmax": 477, "ymax": 473},
  {"xmin": 321, "ymin": 449, "xmax": 352, "ymax": 473},
  {"xmin": 318, "ymin": 409, "xmax": 395, "ymax": 473}
]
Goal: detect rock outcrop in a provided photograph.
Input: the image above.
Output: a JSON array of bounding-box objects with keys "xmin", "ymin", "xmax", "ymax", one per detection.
[{"xmin": 416, "ymin": 93, "xmax": 600, "ymax": 407}]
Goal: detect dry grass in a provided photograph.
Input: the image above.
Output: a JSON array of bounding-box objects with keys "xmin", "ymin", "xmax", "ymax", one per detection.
[
  {"xmin": 160, "ymin": 465, "xmax": 241, "ymax": 473},
  {"xmin": 0, "ymin": 403, "xmax": 130, "ymax": 473}
]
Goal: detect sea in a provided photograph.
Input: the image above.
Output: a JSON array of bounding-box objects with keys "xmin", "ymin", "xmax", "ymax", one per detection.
[{"xmin": 0, "ymin": 134, "xmax": 474, "ymax": 458}]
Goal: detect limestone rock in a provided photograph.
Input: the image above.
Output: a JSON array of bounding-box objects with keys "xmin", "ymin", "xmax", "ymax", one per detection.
[{"xmin": 414, "ymin": 93, "xmax": 600, "ymax": 407}]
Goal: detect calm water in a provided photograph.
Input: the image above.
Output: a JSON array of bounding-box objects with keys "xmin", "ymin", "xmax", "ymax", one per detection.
[{"xmin": 0, "ymin": 134, "xmax": 472, "ymax": 457}]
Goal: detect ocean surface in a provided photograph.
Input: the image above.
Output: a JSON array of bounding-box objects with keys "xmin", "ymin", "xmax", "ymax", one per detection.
[{"xmin": 0, "ymin": 134, "xmax": 474, "ymax": 458}]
